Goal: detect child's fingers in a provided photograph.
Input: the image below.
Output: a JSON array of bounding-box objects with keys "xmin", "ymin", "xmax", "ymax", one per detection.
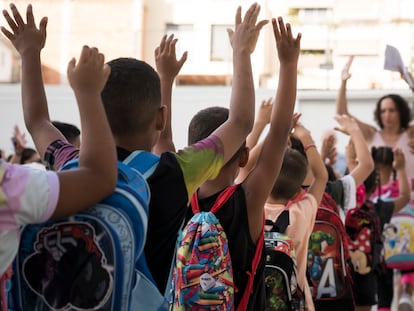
[
  {"xmin": 2, "ymin": 10, "xmax": 18, "ymax": 34},
  {"xmin": 277, "ymin": 17, "xmax": 286, "ymax": 37},
  {"xmin": 10, "ymin": 4, "xmax": 25, "ymax": 28},
  {"xmin": 102, "ymin": 63, "xmax": 111, "ymax": 81},
  {"xmin": 166, "ymin": 34, "xmax": 174, "ymax": 53},
  {"xmin": 285, "ymin": 23, "xmax": 293, "ymax": 41},
  {"xmin": 0, "ymin": 26, "xmax": 14, "ymax": 41},
  {"xmin": 234, "ymin": 6, "xmax": 242, "ymax": 27},
  {"xmin": 159, "ymin": 34, "xmax": 167, "ymax": 51},
  {"xmin": 26, "ymin": 4, "xmax": 35, "ymax": 26},
  {"xmin": 66, "ymin": 57, "xmax": 76, "ymax": 76},
  {"xmin": 272, "ymin": 18, "xmax": 279, "ymax": 41},
  {"xmin": 178, "ymin": 51, "xmax": 188, "ymax": 68},
  {"xmin": 78, "ymin": 45, "xmax": 90, "ymax": 64},
  {"xmin": 256, "ymin": 19, "xmax": 268, "ymax": 31},
  {"xmin": 243, "ymin": 3, "xmax": 257, "ymax": 24}
]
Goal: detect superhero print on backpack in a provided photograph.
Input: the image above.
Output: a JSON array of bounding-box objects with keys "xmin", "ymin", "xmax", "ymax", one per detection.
[{"xmin": 307, "ymin": 192, "xmax": 355, "ymax": 310}]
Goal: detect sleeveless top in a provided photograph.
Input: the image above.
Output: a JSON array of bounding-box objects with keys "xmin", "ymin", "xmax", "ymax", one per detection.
[{"xmin": 370, "ymin": 131, "xmax": 414, "ymax": 200}]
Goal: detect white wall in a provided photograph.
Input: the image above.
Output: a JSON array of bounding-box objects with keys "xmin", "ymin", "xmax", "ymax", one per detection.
[{"xmin": 0, "ymin": 84, "xmax": 412, "ymax": 158}]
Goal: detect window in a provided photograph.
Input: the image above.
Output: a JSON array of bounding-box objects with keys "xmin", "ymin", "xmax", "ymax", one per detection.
[
  {"xmin": 166, "ymin": 24, "xmax": 194, "ymax": 58},
  {"xmin": 210, "ymin": 24, "xmax": 232, "ymax": 62}
]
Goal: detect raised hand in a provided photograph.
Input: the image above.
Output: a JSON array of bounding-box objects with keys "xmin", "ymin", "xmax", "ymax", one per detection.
[
  {"xmin": 256, "ymin": 98, "xmax": 273, "ymax": 126},
  {"xmin": 11, "ymin": 124, "xmax": 26, "ymax": 153},
  {"xmin": 341, "ymin": 56, "xmax": 354, "ymax": 81},
  {"xmin": 393, "ymin": 148, "xmax": 405, "ymax": 171},
  {"xmin": 291, "ymin": 121, "xmax": 311, "ymax": 142},
  {"xmin": 227, "ymin": 3, "xmax": 268, "ymax": 54},
  {"xmin": 334, "ymin": 114, "xmax": 360, "ymax": 135},
  {"xmin": 155, "ymin": 34, "xmax": 187, "ymax": 81},
  {"xmin": 1, "ymin": 3, "xmax": 47, "ymax": 55},
  {"xmin": 67, "ymin": 46, "xmax": 110, "ymax": 95},
  {"xmin": 272, "ymin": 16, "xmax": 301, "ymax": 65},
  {"xmin": 320, "ymin": 130, "xmax": 337, "ymax": 165}
]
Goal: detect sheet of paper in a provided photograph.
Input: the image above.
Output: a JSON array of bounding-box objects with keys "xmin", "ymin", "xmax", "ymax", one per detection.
[{"xmin": 384, "ymin": 44, "xmax": 414, "ymax": 88}]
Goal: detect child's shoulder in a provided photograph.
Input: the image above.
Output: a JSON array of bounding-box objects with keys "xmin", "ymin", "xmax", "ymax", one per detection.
[{"xmin": 44, "ymin": 139, "xmax": 79, "ymax": 171}]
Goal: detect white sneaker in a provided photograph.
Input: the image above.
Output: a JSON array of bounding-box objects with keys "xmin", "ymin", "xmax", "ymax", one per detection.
[{"xmin": 399, "ymin": 293, "xmax": 414, "ymax": 311}]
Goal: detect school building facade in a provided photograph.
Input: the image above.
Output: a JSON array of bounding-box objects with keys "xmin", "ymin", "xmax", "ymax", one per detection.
[{"xmin": 0, "ymin": 0, "xmax": 414, "ymax": 91}]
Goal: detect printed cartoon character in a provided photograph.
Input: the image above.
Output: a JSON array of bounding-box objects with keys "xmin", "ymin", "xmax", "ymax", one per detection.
[
  {"xmin": 384, "ymin": 223, "xmax": 399, "ymax": 257},
  {"xmin": 398, "ymin": 222, "xmax": 414, "ymax": 253},
  {"xmin": 349, "ymin": 249, "xmax": 370, "ymax": 274}
]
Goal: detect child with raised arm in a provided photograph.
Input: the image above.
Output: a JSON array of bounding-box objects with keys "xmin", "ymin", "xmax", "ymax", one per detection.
[
  {"xmin": 183, "ymin": 16, "xmax": 301, "ymax": 310},
  {"xmin": 265, "ymin": 119, "xmax": 328, "ymax": 311},
  {"xmin": 0, "ymin": 14, "xmax": 117, "ymax": 283},
  {"xmin": 5, "ymin": 3, "xmax": 269, "ymax": 302}
]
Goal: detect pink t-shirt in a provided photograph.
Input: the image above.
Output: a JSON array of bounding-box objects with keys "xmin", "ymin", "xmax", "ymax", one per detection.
[
  {"xmin": 370, "ymin": 131, "xmax": 414, "ymax": 200},
  {"xmin": 265, "ymin": 193, "xmax": 318, "ymax": 311},
  {"xmin": 0, "ymin": 160, "xmax": 59, "ymax": 276}
]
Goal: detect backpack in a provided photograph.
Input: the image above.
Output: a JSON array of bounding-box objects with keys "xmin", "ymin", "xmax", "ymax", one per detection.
[
  {"xmin": 7, "ymin": 151, "xmax": 168, "ymax": 311},
  {"xmin": 345, "ymin": 199, "xmax": 383, "ymax": 276},
  {"xmin": 264, "ymin": 207, "xmax": 305, "ymax": 311},
  {"xmin": 383, "ymin": 202, "xmax": 414, "ymax": 270},
  {"xmin": 307, "ymin": 192, "xmax": 355, "ymax": 310},
  {"xmin": 169, "ymin": 184, "xmax": 263, "ymax": 311}
]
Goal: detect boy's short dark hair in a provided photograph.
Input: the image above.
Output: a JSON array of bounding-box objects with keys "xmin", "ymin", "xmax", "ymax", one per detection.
[
  {"xmin": 290, "ymin": 136, "xmax": 306, "ymax": 158},
  {"xmin": 188, "ymin": 106, "xmax": 245, "ymax": 164},
  {"xmin": 188, "ymin": 106, "xmax": 229, "ymax": 145},
  {"xmin": 270, "ymin": 148, "xmax": 308, "ymax": 200},
  {"xmin": 52, "ymin": 121, "xmax": 80, "ymax": 143},
  {"xmin": 101, "ymin": 58, "xmax": 161, "ymax": 136}
]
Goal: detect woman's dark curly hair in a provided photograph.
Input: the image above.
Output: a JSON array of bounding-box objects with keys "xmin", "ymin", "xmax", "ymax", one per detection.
[{"xmin": 374, "ymin": 94, "xmax": 412, "ymax": 129}]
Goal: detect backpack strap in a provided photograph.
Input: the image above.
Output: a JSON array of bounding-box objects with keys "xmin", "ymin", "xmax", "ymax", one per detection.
[
  {"xmin": 236, "ymin": 218, "xmax": 265, "ymax": 311},
  {"xmin": 123, "ymin": 150, "xmax": 160, "ymax": 178},
  {"xmin": 190, "ymin": 183, "xmax": 240, "ymax": 214},
  {"xmin": 265, "ymin": 189, "xmax": 307, "ymax": 233},
  {"xmin": 0, "ymin": 265, "xmax": 11, "ymax": 311},
  {"xmin": 265, "ymin": 209, "xmax": 290, "ymax": 233}
]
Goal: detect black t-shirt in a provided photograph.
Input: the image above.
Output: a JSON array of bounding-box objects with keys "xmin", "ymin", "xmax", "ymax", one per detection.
[
  {"xmin": 117, "ymin": 148, "xmax": 188, "ymax": 293},
  {"xmin": 187, "ymin": 186, "xmax": 266, "ymax": 311}
]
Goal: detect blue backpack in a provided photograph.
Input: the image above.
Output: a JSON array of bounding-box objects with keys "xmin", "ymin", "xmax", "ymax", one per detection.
[{"xmin": 7, "ymin": 151, "xmax": 168, "ymax": 311}]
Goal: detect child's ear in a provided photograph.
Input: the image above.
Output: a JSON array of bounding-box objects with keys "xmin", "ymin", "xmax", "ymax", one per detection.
[
  {"xmin": 238, "ymin": 147, "xmax": 250, "ymax": 167},
  {"xmin": 156, "ymin": 105, "xmax": 167, "ymax": 131}
]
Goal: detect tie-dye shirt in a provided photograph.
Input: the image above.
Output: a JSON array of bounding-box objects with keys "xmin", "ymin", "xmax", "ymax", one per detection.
[
  {"xmin": 0, "ymin": 160, "xmax": 59, "ymax": 276},
  {"xmin": 44, "ymin": 135, "xmax": 224, "ymax": 292}
]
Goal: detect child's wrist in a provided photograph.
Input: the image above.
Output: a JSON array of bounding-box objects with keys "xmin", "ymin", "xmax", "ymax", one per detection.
[{"xmin": 304, "ymin": 143, "xmax": 316, "ymax": 152}]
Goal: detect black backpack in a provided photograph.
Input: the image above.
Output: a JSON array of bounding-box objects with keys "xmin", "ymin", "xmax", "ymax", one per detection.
[{"xmin": 264, "ymin": 208, "xmax": 305, "ymax": 311}]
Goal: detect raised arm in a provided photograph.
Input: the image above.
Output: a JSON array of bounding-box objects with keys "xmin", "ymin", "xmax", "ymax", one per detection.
[
  {"xmin": 1, "ymin": 4, "xmax": 67, "ymax": 158},
  {"xmin": 392, "ymin": 148, "xmax": 410, "ymax": 212},
  {"xmin": 334, "ymin": 114, "xmax": 374, "ymax": 187},
  {"xmin": 243, "ymin": 16, "xmax": 301, "ymax": 243},
  {"xmin": 53, "ymin": 46, "xmax": 117, "ymax": 218},
  {"xmin": 210, "ymin": 3, "xmax": 268, "ymax": 164},
  {"xmin": 9, "ymin": 125, "xmax": 27, "ymax": 164},
  {"xmin": 235, "ymin": 98, "xmax": 272, "ymax": 182},
  {"xmin": 336, "ymin": 56, "xmax": 376, "ymax": 142},
  {"xmin": 293, "ymin": 122, "xmax": 328, "ymax": 205},
  {"xmin": 246, "ymin": 97, "xmax": 272, "ymax": 149},
  {"xmin": 2, "ymin": 4, "xmax": 117, "ymax": 218},
  {"xmin": 153, "ymin": 34, "xmax": 187, "ymax": 155}
]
